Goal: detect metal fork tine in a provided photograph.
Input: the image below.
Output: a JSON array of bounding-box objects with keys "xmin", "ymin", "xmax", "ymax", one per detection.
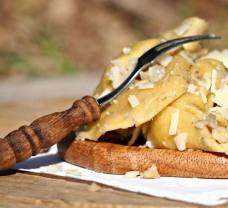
[
  {"xmin": 156, "ymin": 34, "xmax": 219, "ymax": 51},
  {"xmin": 97, "ymin": 34, "xmax": 220, "ymax": 106},
  {"xmin": 138, "ymin": 34, "xmax": 220, "ymax": 68}
]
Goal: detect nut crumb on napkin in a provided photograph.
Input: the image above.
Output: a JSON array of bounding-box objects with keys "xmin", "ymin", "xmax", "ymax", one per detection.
[
  {"xmin": 124, "ymin": 165, "xmax": 160, "ymax": 179},
  {"xmin": 46, "ymin": 164, "xmax": 63, "ymax": 173},
  {"xmin": 141, "ymin": 164, "xmax": 160, "ymax": 179},
  {"xmin": 65, "ymin": 169, "xmax": 82, "ymax": 177},
  {"xmin": 124, "ymin": 171, "xmax": 140, "ymax": 178}
]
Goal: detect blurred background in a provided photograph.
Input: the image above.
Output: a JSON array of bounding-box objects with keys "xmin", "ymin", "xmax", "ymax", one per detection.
[
  {"xmin": 0, "ymin": 0, "xmax": 228, "ymax": 136},
  {"xmin": 0, "ymin": 0, "xmax": 227, "ymax": 80}
]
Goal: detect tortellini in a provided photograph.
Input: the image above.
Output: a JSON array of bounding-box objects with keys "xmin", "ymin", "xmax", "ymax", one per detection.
[{"xmin": 76, "ymin": 17, "xmax": 228, "ymax": 153}]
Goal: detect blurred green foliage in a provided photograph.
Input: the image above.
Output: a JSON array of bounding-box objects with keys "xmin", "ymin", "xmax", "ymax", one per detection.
[
  {"xmin": 0, "ymin": 29, "xmax": 79, "ymax": 78},
  {"xmin": 39, "ymin": 31, "xmax": 79, "ymax": 75}
]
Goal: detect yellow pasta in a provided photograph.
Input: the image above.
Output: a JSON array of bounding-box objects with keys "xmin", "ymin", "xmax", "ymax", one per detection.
[{"xmin": 76, "ymin": 17, "xmax": 228, "ymax": 154}]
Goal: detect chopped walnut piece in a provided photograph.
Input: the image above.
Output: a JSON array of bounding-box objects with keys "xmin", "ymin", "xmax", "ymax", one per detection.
[
  {"xmin": 213, "ymin": 85, "xmax": 228, "ymax": 108},
  {"xmin": 157, "ymin": 54, "xmax": 173, "ymax": 67},
  {"xmin": 212, "ymin": 127, "xmax": 228, "ymax": 144},
  {"xmin": 187, "ymin": 83, "xmax": 199, "ymax": 95},
  {"xmin": 169, "ymin": 109, "xmax": 180, "ymax": 135},
  {"xmin": 211, "ymin": 69, "xmax": 217, "ymax": 93},
  {"xmin": 135, "ymin": 80, "xmax": 154, "ymax": 89},
  {"xmin": 194, "ymin": 114, "xmax": 217, "ymax": 129},
  {"xmin": 145, "ymin": 140, "xmax": 154, "ymax": 148},
  {"xmin": 174, "ymin": 132, "xmax": 188, "ymax": 151},
  {"xmin": 124, "ymin": 171, "xmax": 140, "ymax": 178},
  {"xmin": 203, "ymin": 49, "xmax": 228, "ymax": 68},
  {"xmin": 128, "ymin": 95, "xmax": 139, "ymax": 108},
  {"xmin": 141, "ymin": 164, "xmax": 160, "ymax": 179}
]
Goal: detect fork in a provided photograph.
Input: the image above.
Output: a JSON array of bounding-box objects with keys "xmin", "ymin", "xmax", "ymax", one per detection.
[{"xmin": 0, "ymin": 34, "xmax": 220, "ymax": 171}]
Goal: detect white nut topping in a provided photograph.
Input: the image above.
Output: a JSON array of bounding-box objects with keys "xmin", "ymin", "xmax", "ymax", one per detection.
[
  {"xmin": 134, "ymin": 80, "xmax": 154, "ymax": 89},
  {"xmin": 213, "ymin": 85, "xmax": 228, "ymax": 108},
  {"xmin": 157, "ymin": 54, "xmax": 173, "ymax": 67},
  {"xmin": 148, "ymin": 65, "xmax": 166, "ymax": 83},
  {"xmin": 124, "ymin": 171, "xmax": 140, "ymax": 178},
  {"xmin": 145, "ymin": 140, "xmax": 154, "ymax": 148},
  {"xmin": 212, "ymin": 127, "xmax": 228, "ymax": 144},
  {"xmin": 122, "ymin": 47, "xmax": 131, "ymax": 55},
  {"xmin": 174, "ymin": 132, "xmax": 188, "ymax": 151},
  {"xmin": 203, "ymin": 49, "xmax": 228, "ymax": 68},
  {"xmin": 141, "ymin": 164, "xmax": 160, "ymax": 179},
  {"xmin": 210, "ymin": 107, "xmax": 228, "ymax": 120},
  {"xmin": 128, "ymin": 95, "xmax": 139, "ymax": 108},
  {"xmin": 187, "ymin": 83, "xmax": 199, "ymax": 95},
  {"xmin": 211, "ymin": 69, "xmax": 217, "ymax": 93},
  {"xmin": 169, "ymin": 109, "xmax": 180, "ymax": 135}
]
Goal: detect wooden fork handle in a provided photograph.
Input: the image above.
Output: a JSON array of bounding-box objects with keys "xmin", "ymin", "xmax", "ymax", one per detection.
[{"xmin": 0, "ymin": 96, "xmax": 100, "ymax": 171}]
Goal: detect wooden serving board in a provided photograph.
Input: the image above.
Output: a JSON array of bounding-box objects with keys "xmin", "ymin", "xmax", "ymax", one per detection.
[{"xmin": 1, "ymin": 97, "xmax": 227, "ymax": 208}]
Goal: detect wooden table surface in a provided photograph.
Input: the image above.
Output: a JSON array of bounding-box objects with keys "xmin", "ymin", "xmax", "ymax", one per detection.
[{"xmin": 0, "ymin": 79, "xmax": 227, "ymax": 208}]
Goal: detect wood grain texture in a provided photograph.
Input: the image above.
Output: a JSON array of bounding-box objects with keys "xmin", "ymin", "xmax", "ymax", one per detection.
[
  {"xmin": 2, "ymin": 171, "xmax": 227, "ymax": 208},
  {"xmin": 58, "ymin": 139, "xmax": 228, "ymax": 178},
  {"xmin": 1, "ymin": 96, "xmax": 228, "ymax": 207},
  {"xmin": 0, "ymin": 96, "xmax": 100, "ymax": 172}
]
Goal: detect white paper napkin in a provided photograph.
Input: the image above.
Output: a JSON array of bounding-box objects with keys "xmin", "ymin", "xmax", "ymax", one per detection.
[{"xmin": 15, "ymin": 145, "xmax": 228, "ymax": 206}]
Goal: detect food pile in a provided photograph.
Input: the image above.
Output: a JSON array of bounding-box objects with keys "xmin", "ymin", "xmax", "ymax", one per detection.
[{"xmin": 76, "ymin": 17, "xmax": 228, "ymax": 154}]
